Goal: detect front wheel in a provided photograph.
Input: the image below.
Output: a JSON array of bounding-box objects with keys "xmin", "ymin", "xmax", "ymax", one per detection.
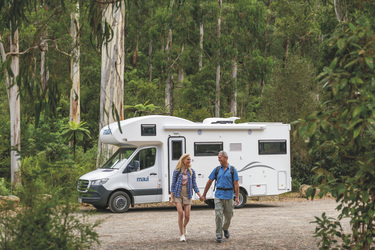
[
  {"xmin": 109, "ymin": 191, "xmax": 131, "ymax": 213},
  {"xmin": 234, "ymin": 189, "xmax": 247, "ymax": 208}
]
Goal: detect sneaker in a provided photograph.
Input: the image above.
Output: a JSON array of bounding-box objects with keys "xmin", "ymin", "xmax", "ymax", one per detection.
[
  {"xmin": 179, "ymin": 235, "xmax": 186, "ymax": 242},
  {"xmin": 184, "ymin": 226, "xmax": 187, "ymax": 236},
  {"xmin": 224, "ymin": 230, "xmax": 230, "ymax": 239},
  {"xmin": 216, "ymin": 236, "xmax": 222, "ymax": 243}
]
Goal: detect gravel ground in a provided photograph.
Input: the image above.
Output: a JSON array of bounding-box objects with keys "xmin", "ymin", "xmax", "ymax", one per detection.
[{"xmin": 82, "ymin": 198, "xmax": 349, "ymax": 250}]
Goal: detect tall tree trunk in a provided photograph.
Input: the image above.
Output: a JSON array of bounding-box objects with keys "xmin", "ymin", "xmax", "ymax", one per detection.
[
  {"xmin": 264, "ymin": 0, "xmax": 272, "ymax": 55},
  {"xmin": 178, "ymin": 43, "xmax": 184, "ymax": 82},
  {"xmin": 230, "ymin": 58, "xmax": 237, "ymax": 116},
  {"xmin": 40, "ymin": 30, "xmax": 49, "ymax": 93},
  {"xmin": 334, "ymin": 0, "xmax": 347, "ymax": 22},
  {"xmin": 97, "ymin": 1, "xmax": 125, "ymax": 167},
  {"xmin": 165, "ymin": 28, "xmax": 173, "ymax": 115},
  {"xmin": 199, "ymin": 21, "xmax": 203, "ymax": 70},
  {"xmin": 0, "ymin": 30, "xmax": 21, "ymax": 186},
  {"xmin": 148, "ymin": 40, "xmax": 152, "ymax": 82},
  {"xmin": 133, "ymin": 36, "xmax": 138, "ymax": 68},
  {"xmin": 215, "ymin": 0, "xmax": 222, "ymax": 117},
  {"xmin": 283, "ymin": 35, "xmax": 289, "ymax": 65},
  {"xmin": 70, "ymin": 3, "xmax": 80, "ymax": 124}
]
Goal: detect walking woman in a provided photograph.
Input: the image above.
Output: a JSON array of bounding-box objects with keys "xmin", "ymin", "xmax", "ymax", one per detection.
[{"xmin": 170, "ymin": 153, "xmax": 202, "ymax": 242}]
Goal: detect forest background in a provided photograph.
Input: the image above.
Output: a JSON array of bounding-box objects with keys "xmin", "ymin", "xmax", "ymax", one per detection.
[{"xmin": 0, "ymin": 0, "xmax": 375, "ymax": 248}]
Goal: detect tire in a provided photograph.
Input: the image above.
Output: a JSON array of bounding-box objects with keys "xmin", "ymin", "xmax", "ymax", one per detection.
[
  {"xmin": 234, "ymin": 189, "xmax": 247, "ymax": 208},
  {"xmin": 109, "ymin": 191, "xmax": 131, "ymax": 213},
  {"xmin": 204, "ymin": 199, "xmax": 215, "ymax": 208}
]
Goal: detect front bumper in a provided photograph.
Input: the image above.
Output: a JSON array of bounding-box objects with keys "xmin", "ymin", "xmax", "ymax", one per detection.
[{"xmin": 77, "ymin": 182, "xmax": 111, "ymax": 207}]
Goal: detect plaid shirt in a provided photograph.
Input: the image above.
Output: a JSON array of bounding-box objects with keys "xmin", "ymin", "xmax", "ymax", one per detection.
[{"xmin": 171, "ymin": 168, "xmax": 200, "ymax": 199}]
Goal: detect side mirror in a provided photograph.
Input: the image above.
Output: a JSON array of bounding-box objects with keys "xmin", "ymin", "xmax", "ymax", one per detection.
[
  {"xmin": 134, "ymin": 160, "xmax": 140, "ymax": 171},
  {"xmin": 124, "ymin": 160, "xmax": 140, "ymax": 173}
]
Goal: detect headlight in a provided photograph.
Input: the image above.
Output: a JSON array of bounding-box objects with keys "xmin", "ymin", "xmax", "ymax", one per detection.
[{"xmin": 91, "ymin": 178, "xmax": 109, "ymax": 186}]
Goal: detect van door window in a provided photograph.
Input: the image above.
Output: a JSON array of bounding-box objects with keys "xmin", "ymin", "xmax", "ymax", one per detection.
[
  {"xmin": 172, "ymin": 141, "xmax": 183, "ymax": 160},
  {"xmin": 126, "ymin": 148, "xmax": 156, "ymax": 172}
]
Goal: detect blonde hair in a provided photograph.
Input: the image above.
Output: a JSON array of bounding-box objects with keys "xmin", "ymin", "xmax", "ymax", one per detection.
[{"xmin": 175, "ymin": 153, "xmax": 193, "ymax": 175}]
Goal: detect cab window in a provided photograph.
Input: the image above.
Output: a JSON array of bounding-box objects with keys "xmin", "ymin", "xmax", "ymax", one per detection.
[
  {"xmin": 126, "ymin": 148, "xmax": 156, "ymax": 172},
  {"xmin": 102, "ymin": 148, "xmax": 136, "ymax": 169}
]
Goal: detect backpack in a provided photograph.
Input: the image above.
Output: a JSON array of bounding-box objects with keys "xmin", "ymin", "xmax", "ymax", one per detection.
[{"xmin": 213, "ymin": 165, "xmax": 235, "ymax": 191}]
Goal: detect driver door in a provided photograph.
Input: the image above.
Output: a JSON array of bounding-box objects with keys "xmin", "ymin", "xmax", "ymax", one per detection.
[{"xmin": 126, "ymin": 147, "xmax": 161, "ymax": 203}]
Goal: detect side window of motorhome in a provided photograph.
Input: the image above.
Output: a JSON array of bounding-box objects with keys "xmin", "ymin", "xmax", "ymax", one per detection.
[
  {"xmin": 141, "ymin": 124, "xmax": 156, "ymax": 136},
  {"xmin": 258, "ymin": 140, "xmax": 287, "ymax": 155},
  {"xmin": 194, "ymin": 142, "xmax": 223, "ymax": 156},
  {"xmin": 102, "ymin": 148, "xmax": 136, "ymax": 169},
  {"xmin": 126, "ymin": 148, "xmax": 156, "ymax": 172}
]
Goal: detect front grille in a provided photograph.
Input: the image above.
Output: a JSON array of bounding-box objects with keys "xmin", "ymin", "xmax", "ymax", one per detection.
[{"xmin": 77, "ymin": 179, "xmax": 90, "ymax": 192}]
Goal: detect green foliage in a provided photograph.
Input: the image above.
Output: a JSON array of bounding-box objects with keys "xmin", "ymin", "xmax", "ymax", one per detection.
[
  {"xmin": 258, "ymin": 54, "xmax": 319, "ymax": 123},
  {"xmin": 22, "ymin": 115, "xmax": 71, "ymax": 162},
  {"xmin": 124, "ymin": 101, "xmax": 160, "ymax": 118},
  {"xmin": 299, "ymin": 15, "xmax": 375, "ymax": 249},
  {"xmin": 17, "ymin": 146, "xmax": 98, "ymax": 204},
  {"xmin": 60, "ymin": 121, "xmax": 91, "ymax": 159},
  {"xmin": 0, "ymin": 193, "xmax": 100, "ymax": 249},
  {"xmin": 0, "ymin": 178, "xmax": 10, "ymax": 196},
  {"xmin": 18, "ymin": 153, "xmax": 76, "ymax": 204}
]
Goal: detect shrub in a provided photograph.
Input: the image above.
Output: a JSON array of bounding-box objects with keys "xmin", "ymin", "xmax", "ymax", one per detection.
[
  {"xmin": 0, "ymin": 178, "xmax": 10, "ymax": 196},
  {"xmin": 0, "ymin": 192, "xmax": 100, "ymax": 249}
]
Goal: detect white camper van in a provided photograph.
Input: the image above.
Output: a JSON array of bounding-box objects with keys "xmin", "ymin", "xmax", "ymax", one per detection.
[{"xmin": 77, "ymin": 115, "xmax": 291, "ymax": 212}]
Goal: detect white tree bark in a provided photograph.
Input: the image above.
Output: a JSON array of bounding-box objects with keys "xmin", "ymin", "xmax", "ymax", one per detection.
[
  {"xmin": 230, "ymin": 59, "xmax": 237, "ymax": 116},
  {"xmin": 40, "ymin": 30, "xmax": 49, "ymax": 93},
  {"xmin": 215, "ymin": 0, "xmax": 222, "ymax": 117},
  {"xmin": 199, "ymin": 21, "xmax": 203, "ymax": 70},
  {"xmin": 165, "ymin": 28, "xmax": 173, "ymax": 114},
  {"xmin": 70, "ymin": 3, "xmax": 80, "ymax": 123},
  {"xmin": 97, "ymin": 1, "xmax": 125, "ymax": 166},
  {"xmin": 334, "ymin": 0, "xmax": 347, "ymax": 22},
  {"xmin": 0, "ymin": 30, "xmax": 21, "ymax": 186},
  {"xmin": 178, "ymin": 43, "xmax": 184, "ymax": 82},
  {"xmin": 149, "ymin": 40, "xmax": 152, "ymax": 82}
]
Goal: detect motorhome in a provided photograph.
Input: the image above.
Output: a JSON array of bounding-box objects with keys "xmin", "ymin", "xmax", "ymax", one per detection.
[{"xmin": 77, "ymin": 115, "xmax": 291, "ymax": 212}]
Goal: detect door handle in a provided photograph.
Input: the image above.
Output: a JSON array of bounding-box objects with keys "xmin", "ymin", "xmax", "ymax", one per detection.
[{"xmin": 150, "ymin": 173, "xmax": 157, "ymax": 176}]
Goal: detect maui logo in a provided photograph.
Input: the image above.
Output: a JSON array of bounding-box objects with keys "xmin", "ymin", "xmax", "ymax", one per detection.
[{"xmin": 137, "ymin": 176, "xmax": 149, "ymax": 182}]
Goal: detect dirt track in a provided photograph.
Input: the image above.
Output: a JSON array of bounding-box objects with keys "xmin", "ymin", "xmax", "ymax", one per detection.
[{"xmin": 84, "ymin": 198, "xmax": 349, "ymax": 250}]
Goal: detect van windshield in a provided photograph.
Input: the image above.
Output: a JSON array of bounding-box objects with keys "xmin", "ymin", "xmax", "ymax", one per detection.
[{"xmin": 101, "ymin": 148, "xmax": 137, "ymax": 169}]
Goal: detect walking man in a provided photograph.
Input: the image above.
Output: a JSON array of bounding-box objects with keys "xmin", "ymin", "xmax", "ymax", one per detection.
[{"xmin": 201, "ymin": 151, "xmax": 239, "ymax": 243}]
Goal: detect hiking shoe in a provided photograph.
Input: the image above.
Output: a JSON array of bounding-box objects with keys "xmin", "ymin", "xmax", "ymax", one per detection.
[
  {"xmin": 184, "ymin": 226, "xmax": 187, "ymax": 236},
  {"xmin": 216, "ymin": 236, "xmax": 222, "ymax": 243},
  {"xmin": 179, "ymin": 235, "xmax": 186, "ymax": 242},
  {"xmin": 224, "ymin": 230, "xmax": 230, "ymax": 239}
]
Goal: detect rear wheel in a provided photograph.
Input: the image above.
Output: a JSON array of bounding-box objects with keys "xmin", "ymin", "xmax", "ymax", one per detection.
[
  {"xmin": 109, "ymin": 191, "xmax": 131, "ymax": 213},
  {"xmin": 234, "ymin": 189, "xmax": 247, "ymax": 208}
]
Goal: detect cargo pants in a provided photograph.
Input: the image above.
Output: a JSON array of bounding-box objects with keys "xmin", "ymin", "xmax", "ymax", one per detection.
[{"xmin": 214, "ymin": 198, "xmax": 234, "ymax": 238}]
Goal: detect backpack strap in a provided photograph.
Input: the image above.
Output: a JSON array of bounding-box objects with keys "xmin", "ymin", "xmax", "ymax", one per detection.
[
  {"xmin": 174, "ymin": 170, "xmax": 181, "ymax": 188},
  {"xmin": 213, "ymin": 166, "xmax": 220, "ymax": 191}
]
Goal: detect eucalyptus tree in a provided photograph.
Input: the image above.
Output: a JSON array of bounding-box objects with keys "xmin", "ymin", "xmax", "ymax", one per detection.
[
  {"xmin": 0, "ymin": 29, "xmax": 20, "ymax": 186},
  {"xmin": 215, "ymin": 0, "xmax": 222, "ymax": 117},
  {"xmin": 96, "ymin": 0, "xmax": 126, "ymax": 165},
  {"xmin": 70, "ymin": 2, "xmax": 80, "ymax": 124}
]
